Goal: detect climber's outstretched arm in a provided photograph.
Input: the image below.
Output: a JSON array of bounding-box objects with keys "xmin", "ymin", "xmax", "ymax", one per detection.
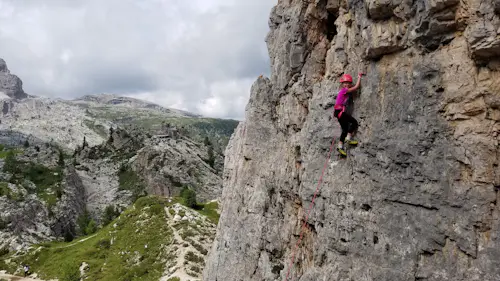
[{"xmin": 347, "ymin": 73, "xmax": 363, "ymax": 93}]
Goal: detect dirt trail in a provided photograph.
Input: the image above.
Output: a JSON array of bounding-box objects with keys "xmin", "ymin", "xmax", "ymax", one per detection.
[
  {"xmin": 159, "ymin": 206, "xmax": 198, "ymax": 281},
  {"xmin": 53, "ymin": 234, "xmax": 97, "ymax": 249},
  {"xmin": 0, "ymin": 272, "xmax": 54, "ymax": 281}
]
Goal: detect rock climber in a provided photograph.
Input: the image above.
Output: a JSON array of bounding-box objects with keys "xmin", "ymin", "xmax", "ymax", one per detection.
[
  {"xmin": 333, "ymin": 72, "xmax": 363, "ymax": 156},
  {"xmin": 24, "ymin": 264, "xmax": 30, "ymax": 276}
]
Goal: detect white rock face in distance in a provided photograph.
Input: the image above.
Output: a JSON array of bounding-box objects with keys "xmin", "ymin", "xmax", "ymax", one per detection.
[
  {"xmin": 0, "ymin": 59, "xmax": 27, "ymax": 100},
  {"xmin": 0, "ymin": 93, "xmax": 197, "ymax": 150}
]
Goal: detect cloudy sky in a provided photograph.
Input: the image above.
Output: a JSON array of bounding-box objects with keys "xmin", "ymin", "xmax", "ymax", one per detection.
[{"xmin": 0, "ymin": 0, "xmax": 276, "ymax": 120}]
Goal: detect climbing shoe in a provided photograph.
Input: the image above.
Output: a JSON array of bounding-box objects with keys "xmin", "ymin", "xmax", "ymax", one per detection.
[
  {"xmin": 346, "ymin": 139, "xmax": 358, "ymax": 145},
  {"xmin": 337, "ymin": 147, "xmax": 347, "ymax": 157}
]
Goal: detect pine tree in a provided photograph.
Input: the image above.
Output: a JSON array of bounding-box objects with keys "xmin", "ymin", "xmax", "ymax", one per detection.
[
  {"xmin": 82, "ymin": 136, "xmax": 88, "ymax": 148},
  {"xmin": 3, "ymin": 150, "xmax": 17, "ymax": 173},
  {"xmin": 181, "ymin": 186, "xmax": 197, "ymax": 208},
  {"xmin": 58, "ymin": 149, "xmax": 65, "ymax": 167},
  {"xmin": 207, "ymin": 145, "xmax": 215, "ymax": 168},
  {"xmin": 204, "ymin": 136, "xmax": 211, "ymax": 146},
  {"xmin": 108, "ymin": 127, "xmax": 114, "ymax": 143}
]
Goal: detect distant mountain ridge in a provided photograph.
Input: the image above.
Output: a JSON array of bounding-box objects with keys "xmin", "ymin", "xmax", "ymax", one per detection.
[{"xmin": 72, "ymin": 94, "xmax": 201, "ymax": 118}]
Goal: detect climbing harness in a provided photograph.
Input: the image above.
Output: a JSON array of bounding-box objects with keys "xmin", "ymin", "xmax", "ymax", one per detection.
[
  {"xmin": 333, "ymin": 104, "xmax": 346, "ymax": 119},
  {"xmin": 283, "ymin": 135, "xmax": 337, "ymax": 281}
]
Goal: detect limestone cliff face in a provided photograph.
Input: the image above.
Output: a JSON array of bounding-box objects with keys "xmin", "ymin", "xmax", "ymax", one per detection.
[
  {"xmin": 0, "ymin": 166, "xmax": 86, "ymax": 251},
  {"xmin": 50, "ymin": 166, "xmax": 87, "ymax": 238},
  {"xmin": 132, "ymin": 135, "xmax": 222, "ymax": 202},
  {"xmin": 204, "ymin": 0, "xmax": 500, "ymax": 280},
  {"xmin": 0, "ymin": 59, "xmax": 27, "ymax": 100}
]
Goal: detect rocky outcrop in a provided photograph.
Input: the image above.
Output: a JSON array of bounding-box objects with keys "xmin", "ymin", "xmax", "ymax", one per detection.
[
  {"xmin": 204, "ymin": 0, "xmax": 500, "ymax": 281},
  {"xmin": 0, "ymin": 97, "xmax": 108, "ymax": 149},
  {"xmin": 50, "ymin": 166, "xmax": 87, "ymax": 237},
  {"xmin": 0, "ymin": 59, "xmax": 27, "ymax": 100},
  {"xmin": 0, "ymin": 193, "xmax": 52, "ymax": 251},
  {"xmin": 73, "ymin": 126, "xmax": 222, "ymax": 221},
  {"xmin": 132, "ymin": 134, "xmax": 223, "ymax": 202},
  {"xmin": 0, "ymin": 165, "xmax": 87, "ymax": 251},
  {"xmin": 0, "ymin": 131, "xmax": 45, "ymax": 148}
]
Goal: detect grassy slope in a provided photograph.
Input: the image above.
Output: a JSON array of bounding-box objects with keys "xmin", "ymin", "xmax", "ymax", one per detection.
[{"xmin": 0, "ymin": 196, "xmax": 220, "ymax": 281}]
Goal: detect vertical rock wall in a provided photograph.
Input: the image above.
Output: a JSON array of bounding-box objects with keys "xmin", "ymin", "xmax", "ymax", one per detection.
[
  {"xmin": 0, "ymin": 59, "xmax": 27, "ymax": 100},
  {"xmin": 204, "ymin": 0, "xmax": 500, "ymax": 280}
]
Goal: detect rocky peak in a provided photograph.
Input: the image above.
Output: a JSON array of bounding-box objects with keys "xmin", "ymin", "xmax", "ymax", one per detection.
[
  {"xmin": 204, "ymin": 0, "xmax": 500, "ymax": 280},
  {"xmin": 0, "ymin": 59, "xmax": 27, "ymax": 100},
  {"xmin": 0, "ymin": 59, "xmax": 8, "ymax": 73}
]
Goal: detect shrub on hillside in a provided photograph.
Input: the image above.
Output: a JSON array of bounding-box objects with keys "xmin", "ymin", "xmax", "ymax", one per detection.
[
  {"xmin": 58, "ymin": 149, "xmax": 65, "ymax": 167},
  {"xmin": 102, "ymin": 205, "xmax": 121, "ymax": 226},
  {"xmin": 0, "ymin": 218, "xmax": 7, "ymax": 230},
  {"xmin": 181, "ymin": 186, "xmax": 197, "ymax": 208},
  {"xmin": 207, "ymin": 145, "xmax": 215, "ymax": 168},
  {"xmin": 77, "ymin": 210, "xmax": 98, "ymax": 236},
  {"xmin": 3, "ymin": 150, "xmax": 17, "ymax": 173},
  {"xmin": 61, "ymin": 262, "xmax": 80, "ymax": 281}
]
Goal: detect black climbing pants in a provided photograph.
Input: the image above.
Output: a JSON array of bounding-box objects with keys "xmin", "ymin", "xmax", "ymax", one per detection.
[{"xmin": 334, "ymin": 110, "xmax": 358, "ymax": 143}]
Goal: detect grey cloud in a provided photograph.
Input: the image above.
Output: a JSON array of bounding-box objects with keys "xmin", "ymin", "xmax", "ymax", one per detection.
[{"xmin": 0, "ymin": 0, "xmax": 276, "ymax": 119}]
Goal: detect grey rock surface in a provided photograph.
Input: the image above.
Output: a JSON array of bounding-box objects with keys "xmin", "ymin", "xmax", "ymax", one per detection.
[
  {"xmin": 204, "ymin": 0, "xmax": 500, "ymax": 280},
  {"xmin": 73, "ymin": 125, "xmax": 222, "ymax": 220},
  {"xmin": 50, "ymin": 166, "xmax": 87, "ymax": 237},
  {"xmin": 132, "ymin": 135, "xmax": 222, "ymax": 202},
  {"xmin": 0, "ymin": 59, "xmax": 27, "ymax": 100},
  {"xmin": 0, "ymin": 166, "xmax": 86, "ymax": 251}
]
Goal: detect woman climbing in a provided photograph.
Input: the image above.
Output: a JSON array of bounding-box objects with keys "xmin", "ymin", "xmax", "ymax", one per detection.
[{"xmin": 333, "ymin": 73, "xmax": 363, "ymax": 156}]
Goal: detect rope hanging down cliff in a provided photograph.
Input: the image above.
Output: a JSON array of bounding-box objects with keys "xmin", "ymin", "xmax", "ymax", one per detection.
[{"xmin": 283, "ymin": 135, "xmax": 337, "ymax": 281}]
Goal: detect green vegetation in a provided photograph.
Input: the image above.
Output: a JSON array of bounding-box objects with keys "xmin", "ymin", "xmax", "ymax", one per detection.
[
  {"xmin": 118, "ymin": 164, "xmax": 147, "ymax": 202},
  {"xmin": 0, "ymin": 182, "xmax": 9, "ymax": 197},
  {"xmin": 191, "ymin": 265, "xmax": 201, "ymax": 273},
  {"xmin": 174, "ymin": 188, "xmax": 219, "ymax": 224},
  {"xmin": 0, "ymin": 218, "xmax": 7, "ymax": 231},
  {"xmin": 77, "ymin": 210, "xmax": 98, "ymax": 236},
  {"xmin": 86, "ymin": 106, "xmax": 238, "ymax": 148},
  {"xmin": 0, "ymin": 180, "xmax": 24, "ymax": 202},
  {"xmin": 102, "ymin": 205, "xmax": 121, "ymax": 226},
  {"xmin": 181, "ymin": 186, "xmax": 197, "ymax": 208},
  {"xmin": 206, "ymin": 143, "xmax": 215, "ymax": 168},
  {"xmin": 184, "ymin": 251, "xmax": 204, "ymax": 265},
  {"xmin": 166, "ymin": 277, "xmax": 180, "ymax": 281},
  {"xmin": 2, "ymin": 150, "xmax": 63, "ymax": 208},
  {"xmin": 0, "ymin": 196, "xmax": 174, "ymax": 281},
  {"xmin": 195, "ymin": 201, "xmax": 220, "ymax": 224},
  {"xmin": 0, "ymin": 148, "xmax": 21, "ymax": 159},
  {"xmin": 58, "ymin": 148, "xmax": 65, "ymax": 167},
  {"xmin": 190, "ymin": 240, "xmax": 208, "ymax": 255},
  {"xmin": 180, "ymin": 229, "xmax": 196, "ymax": 240}
]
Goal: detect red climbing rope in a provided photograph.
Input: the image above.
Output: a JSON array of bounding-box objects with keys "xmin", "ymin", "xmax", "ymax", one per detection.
[{"xmin": 283, "ymin": 136, "xmax": 337, "ymax": 281}]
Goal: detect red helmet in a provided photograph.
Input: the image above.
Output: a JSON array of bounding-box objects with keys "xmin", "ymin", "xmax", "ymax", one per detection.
[{"xmin": 339, "ymin": 74, "xmax": 353, "ymax": 83}]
